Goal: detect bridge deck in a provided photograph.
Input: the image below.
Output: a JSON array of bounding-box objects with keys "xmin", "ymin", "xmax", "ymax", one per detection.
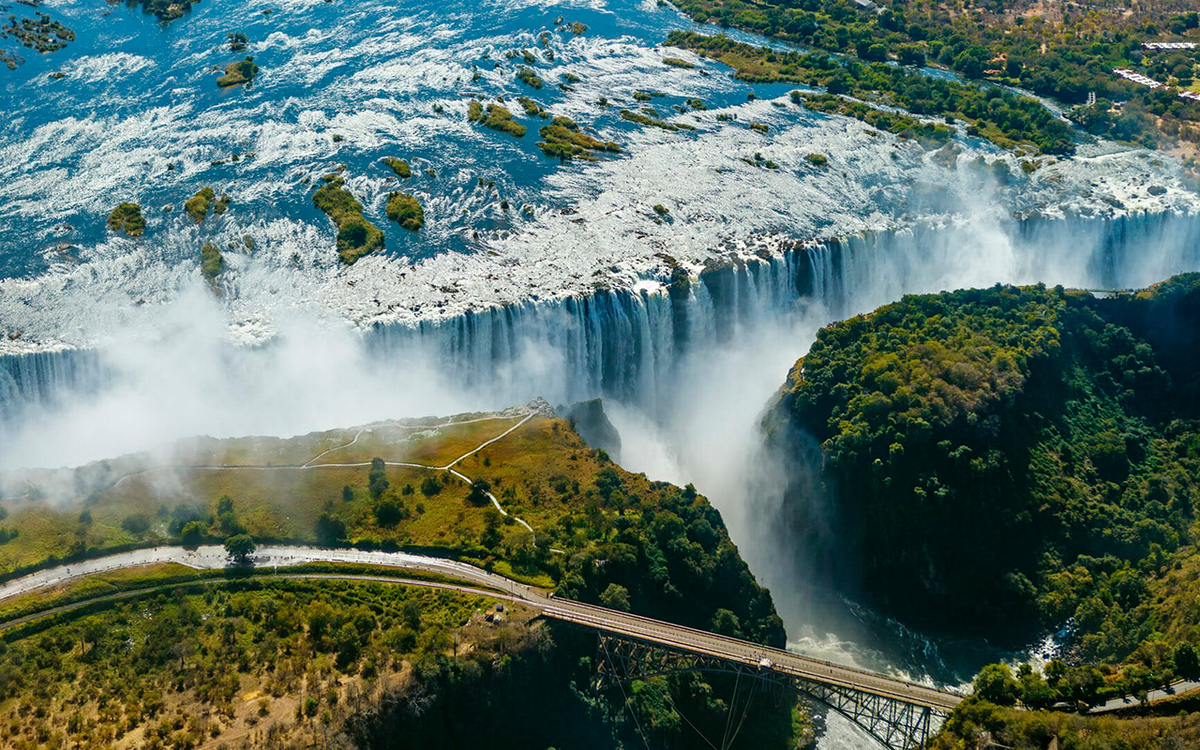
[{"xmin": 542, "ymin": 600, "xmax": 963, "ymax": 712}]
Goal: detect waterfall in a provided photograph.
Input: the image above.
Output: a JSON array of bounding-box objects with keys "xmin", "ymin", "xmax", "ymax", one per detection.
[{"xmin": 3, "ymin": 211, "xmax": 1200, "ymax": 430}]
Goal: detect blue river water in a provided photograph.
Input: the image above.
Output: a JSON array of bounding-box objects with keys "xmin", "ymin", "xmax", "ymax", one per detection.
[{"xmin": 0, "ymin": 0, "xmax": 803, "ymax": 280}]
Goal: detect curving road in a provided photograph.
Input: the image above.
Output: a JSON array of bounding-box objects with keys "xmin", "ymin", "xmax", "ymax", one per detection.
[{"xmin": 0, "ymin": 544, "xmax": 962, "ymax": 713}]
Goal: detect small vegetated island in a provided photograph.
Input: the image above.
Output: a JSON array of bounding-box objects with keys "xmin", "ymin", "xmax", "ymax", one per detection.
[
  {"xmin": 765, "ymin": 274, "xmax": 1200, "ymax": 746},
  {"xmin": 184, "ymin": 186, "xmax": 215, "ymax": 223},
  {"xmin": 538, "ymin": 116, "xmax": 621, "ymax": 161},
  {"xmin": 127, "ymin": 0, "xmax": 204, "ymax": 22},
  {"xmin": 621, "ymin": 108, "xmax": 696, "ymax": 132},
  {"xmin": 0, "ymin": 408, "xmax": 802, "ymax": 749},
  {"xmin": 467, "ymin": 99, "xmax": 526, "ymax": 137},
  {"xmin": 200, "ymin": 241, "xmax": 223, "ymax": 281},
  {"xmin": 385, "ymin": 192, "xmax": 423, "ymax": 232},
  {"xmin": 381, "ymin": 156, "xmax": 411, "ymax": 179},
  {"xmin": 516, "ymin": 65, "xmax": 543, "ymax": 89},
  {"xmin": 217, "ymin": 56, "xmax": 259, "ymax": 88},
  {"xmin": 0, "ymin": 0, "xmax": 203, "ymax": 68},
  {"xmin": 1, "ymin": 12, "xmax": 74, "ymax": 54},
  {"xmin": 312, "ymin": 172, "xmax": 385, "ymax": 264},
  {"xmin": 106, "ymin": 202, "xmax": 145, "ymax": 237}
]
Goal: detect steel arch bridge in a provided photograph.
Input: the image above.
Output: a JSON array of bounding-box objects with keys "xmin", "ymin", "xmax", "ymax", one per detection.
[{"xmin": 593, "ymin": 633, "xmax": 947, "ymax": 750}]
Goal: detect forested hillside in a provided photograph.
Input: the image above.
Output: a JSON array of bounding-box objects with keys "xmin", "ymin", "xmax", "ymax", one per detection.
[{"xmin": 767, "ymin": 274, "xmax": 1200, "ymax": 645}]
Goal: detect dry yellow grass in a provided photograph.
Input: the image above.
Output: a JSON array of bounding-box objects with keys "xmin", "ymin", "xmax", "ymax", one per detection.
[{"xmin": 0, "ymin": 414, "xmax": 602, "ymax": 576}]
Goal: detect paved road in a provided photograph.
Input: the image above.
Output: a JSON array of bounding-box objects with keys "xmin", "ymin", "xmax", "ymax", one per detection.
[
  {"xmin": 0, "ymin": 545, "xmax": 962, "ymax": 713},
  {"xmin": 0, "ymin": 573, "xmax": 529, "ymax": 633},
  {"xmin": 1089, "ymin": 679, "xmax": 1200, "ymax": 713}
]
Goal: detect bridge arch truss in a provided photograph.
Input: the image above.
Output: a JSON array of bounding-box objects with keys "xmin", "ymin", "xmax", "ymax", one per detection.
[{"xmin": 594, "ymin": 633, "xmax": 946, "ymax": 750}]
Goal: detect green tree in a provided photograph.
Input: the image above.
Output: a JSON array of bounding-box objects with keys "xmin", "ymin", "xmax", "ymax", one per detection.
[
  {"xmin": 315, "ymin": 512, "xmax": 347, "ymax": 544},
  {"xmin": 420, "ymin": 475, "xmax": 442, "ymax": 496},
  {"xmin": 1174, "ymin": 643, "xmax": 1200, "ymax": 679},
  {"xmin": 224, "ymin": 534, "xmax": 256, "ymax": 564},
  {"xmin": 401, "ymin": 600, "xmax": 422, "ymax": 630},
  {"xmin": 480, "ymin": 508, "xmax": 503, "ymax": 550},
  {"xmin": 974, "ymin": 664, "xmax": 1019, "ymax": 706},
  {"xmin": 373, "ymin": 499, "xmax": 404, "ymax": 528},
  {"xmin": 1018, "ymin": 668, "xmax": 1055, "ymax": 708},
  {"xmin": 180, "ymin": 520, "xmax": 207, "ymax": 546},
  {"xmin": 467, "ymin": 479, "xmax": 491, "ymax": 506},
  {"xmin": 368, "ymin": 458, "xmax": 389, "ymax": 499},
  {"xmin": 600, "ymin": 583, "xmax": 631, "ymax": 612},
  {"xmin": 712, "ymin": 608, "xmax": 742, "ymax": 637}
]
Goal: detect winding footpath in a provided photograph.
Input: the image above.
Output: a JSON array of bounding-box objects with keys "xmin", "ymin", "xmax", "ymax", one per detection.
[{"xmin": 100, "ymin": 411, "xmax": 539, "ymax": 539}]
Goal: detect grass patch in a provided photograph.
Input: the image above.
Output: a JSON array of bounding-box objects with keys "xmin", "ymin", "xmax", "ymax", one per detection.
[
  {"xmin": 0, "ymin": 563, "xmax": 203, "ymax": 624},
  {"xmin": 620, "ymin": 109, "xmax": 695, "ymax": 132},
  {"xmin": 663, "ymin": 56, "xmax": 697, "ymax": 69}
]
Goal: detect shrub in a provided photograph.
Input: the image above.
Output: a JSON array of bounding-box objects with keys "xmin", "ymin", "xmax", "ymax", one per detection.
[
  {"xmin": 467, "ymin": 479, "xmax": 491, "ymax": 506},
  {"xmin": 121, "ymin": 514, "xmax": 151, "ymax": 535}
]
